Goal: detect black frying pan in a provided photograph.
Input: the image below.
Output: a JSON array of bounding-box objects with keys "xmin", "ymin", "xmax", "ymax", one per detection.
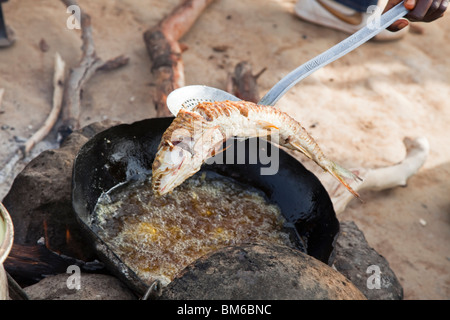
[{"xmin": 72, "ymin": 117, "xmax": 339, "ymax": 296}]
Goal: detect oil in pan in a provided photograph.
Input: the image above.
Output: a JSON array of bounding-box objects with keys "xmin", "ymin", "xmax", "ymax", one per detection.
[{"xmin": 91, "ymin": 171, "xmax": 294, "ymax": 286}]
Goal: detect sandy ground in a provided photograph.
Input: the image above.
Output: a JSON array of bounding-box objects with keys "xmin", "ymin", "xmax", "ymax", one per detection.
[{"xmin": 0, "ymin": 0, "xmax": 449, "ymax": 300}]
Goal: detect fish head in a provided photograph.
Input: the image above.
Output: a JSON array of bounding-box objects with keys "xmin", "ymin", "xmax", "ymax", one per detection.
[
  {"xmin": 151, "ymin": 141, "xmax": 201, "ymax": 196},
  {"xmin": 151, "ymin": 110, "xmax": 224, "ymax": 196}
]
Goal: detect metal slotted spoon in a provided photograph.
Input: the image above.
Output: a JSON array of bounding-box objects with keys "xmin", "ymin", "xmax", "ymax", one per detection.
[{"xmin": 166, "ymin": 1, "xmax": 408, "ymax": 116}]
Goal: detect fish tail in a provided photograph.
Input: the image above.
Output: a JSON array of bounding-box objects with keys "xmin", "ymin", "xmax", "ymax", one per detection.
[{"xmin": 325, "ymin": 159, "xmax": 362, "ymax": 199}]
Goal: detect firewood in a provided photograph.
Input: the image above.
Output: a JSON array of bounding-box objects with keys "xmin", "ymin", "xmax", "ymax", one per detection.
[
  {"xmin": 23, "ymin": 53, "xmax": 66, "ymax": 156},
  {"xmin": 143, "ymin": 0, "xmax": 215, "ymax": 117},
  {"xmin": 4, "ymin": 243, "xmax": 72, "ymax": 287},
  {"xmin": 59, "ymin": 0, "xmax": 129, "ymax": 137},
  {"xmin": 4, "ymin": 242, "xmax": 106, "ymax": 288}
]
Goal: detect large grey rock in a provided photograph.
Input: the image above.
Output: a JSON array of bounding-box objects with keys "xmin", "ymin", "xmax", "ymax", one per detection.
[
  {"xmin": 24, "ymin": 273, "xmax": 136, "ymax": 300},
  {"xmin": 3, "ymin": 120, "xmax": 120, "ymax": 261},
  {"xmin": 160, "ymin": 243, "xmax": 366, "ymax": 300},
  {"xmin": 333, "ymin": 221, "xmax": 403, "ymax": 300}
]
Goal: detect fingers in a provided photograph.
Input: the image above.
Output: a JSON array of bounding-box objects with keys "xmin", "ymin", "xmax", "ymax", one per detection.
[
  {"xmin": 405, "ymin": 0, "xmax": 448, "ymax": 21},
  {"xmin": 385, "ymin": 0, "xmax": 448, "ymax": 32},
  {"xmin": 387, "ymin": 18, "xmax": 410, "ymax": 31},
  {"xmin": 404, "ymin": 0, "xmax": 418, "ymax": 10},
  {"xmin": 407, "ymin": 0, "xmax": 434, "ymax": 20},
  {"xmin": 422, "ymin": 0, "xmax": 449, "ymax": 21}
]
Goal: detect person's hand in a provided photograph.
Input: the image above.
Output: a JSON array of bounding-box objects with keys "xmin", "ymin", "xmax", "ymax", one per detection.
[{"xmin": 384, "ymin": 0, "xmax": 448, "ymax": 31}]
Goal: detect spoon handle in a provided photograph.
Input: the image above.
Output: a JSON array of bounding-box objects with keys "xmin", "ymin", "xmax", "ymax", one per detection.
[{"xmin": 258, "ymin": 1, "xmax": 409, "ymax": 106}]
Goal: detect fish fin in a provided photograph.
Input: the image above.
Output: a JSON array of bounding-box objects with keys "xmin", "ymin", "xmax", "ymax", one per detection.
[
  {"xmin": 290, "ymin": 142, "xmax": 314, "ymax": 160},
  {"xmin": 256, "ymin": 120, "xmax": 279, "ymax": 131},
  {"xmin": 327, "ymin": 161, "xmax": 363, "ymax": 199},
  {"xmin": 210, "ymin": 143, "xmax": 231, "ymax": 157}
]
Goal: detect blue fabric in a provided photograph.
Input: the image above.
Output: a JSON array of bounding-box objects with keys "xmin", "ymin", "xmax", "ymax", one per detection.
[{"xmin": 334, "ymin": 0, "xmax": 379, "ymax": 12}]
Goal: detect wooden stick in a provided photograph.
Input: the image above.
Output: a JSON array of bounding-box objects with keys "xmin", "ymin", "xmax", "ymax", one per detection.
[
  {"xmin": 143, "ymin": 0, "xmax": 215, "ymax": 117},
  {"xmin": 59, "ymin": 0, "xmax": 129, "ymax": 134},
  {"xmin": 4, "ymin": 243, "xmax": 73, "ymax": 287},
  {"xmin": 4, "ymin": 242, "xmax": 105, "ymax": 288},
  {"xmin": 331, "ymin": 137, "xmax": 430, "ymax": 215},
  {"xmin": 160, "ymin": 0, "xmax": 216, "ymax": 42},
  {"xmin": 226, "ymin": 61, "xmax": 266, "ymax": 103},
  {"xmin": 23, "ymin": 53, "xmax": 66, "ymax": 155}
]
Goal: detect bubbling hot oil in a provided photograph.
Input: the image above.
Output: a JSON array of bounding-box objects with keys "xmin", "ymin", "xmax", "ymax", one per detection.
[{"xmin": 92, "ymin": 172, "xmax": 293, "ymax": 286}]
